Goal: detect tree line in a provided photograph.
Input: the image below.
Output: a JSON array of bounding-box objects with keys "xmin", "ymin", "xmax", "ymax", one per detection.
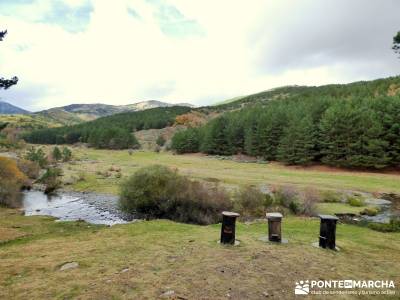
[
  {"xmin": 172, "ymin": 92, "xmax": 400, "ymax": 169},
  {"xmin": 24, "ymin": 106, "xmax": 191, "ymax": 149}
]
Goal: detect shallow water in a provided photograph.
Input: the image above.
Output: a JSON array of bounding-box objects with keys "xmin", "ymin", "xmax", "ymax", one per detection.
[
  {"xmin": 23, "ymin": 191, "xmax": 131, "ymax": 226},
  {"xmin": 360, "ymin": 198, "xmax": 394, "ymax": 223}
]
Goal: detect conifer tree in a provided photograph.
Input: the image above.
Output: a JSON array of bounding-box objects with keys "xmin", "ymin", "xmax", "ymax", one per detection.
[
  {"xmin": 319, "ymin": 99, "xmax": 389, "ymax": 168},
  {"xmin": 52, "ymin": 146, "xmax": 62, "ymax": 161},
  {"xmin": 201, "ymin": 116, "xmax": 231, "ymax": 155},
  {"xmin": 277, "ymin": 115, "xmax": 316, "ymax": 165}
]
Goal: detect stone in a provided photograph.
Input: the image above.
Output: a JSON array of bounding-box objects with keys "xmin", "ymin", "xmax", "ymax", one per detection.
[
  {"xmin": 59, "ymin": 262, "xmax": 79, "ymax": 271},
  {"xmin": 160, "ymin": 290, "xmax": 175, "ymax": 298}
]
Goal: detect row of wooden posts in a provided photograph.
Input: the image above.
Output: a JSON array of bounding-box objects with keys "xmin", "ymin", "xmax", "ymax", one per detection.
[{"xmin": 220, "ymin": 211, "xmax": 339, "ymax": 250}]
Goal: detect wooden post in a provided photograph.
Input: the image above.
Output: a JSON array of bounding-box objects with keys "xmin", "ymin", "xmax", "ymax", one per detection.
[
  {"xmin": 318, "ymin": 215, "xmax": 338, "ymax": 250},
  {"xmin": 266, "ymin": 213, "xmax": 283, "ymax": 242},
  {"xmin": 220, "ymin": 211, "xmax": 240, "ymax": 244}
]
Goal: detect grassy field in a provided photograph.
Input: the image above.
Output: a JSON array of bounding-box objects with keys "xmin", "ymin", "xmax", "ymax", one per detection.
[
  {"xmin": 0, "ymin": 208, "xmax": 399, "ymax": 299},
  {"xmin": 61, "ymin": 148, "xmax": 400, "ymax": 195},
  {"xmin": 315, "ymin": 203, "xmax": 369, "ymax": 215}
]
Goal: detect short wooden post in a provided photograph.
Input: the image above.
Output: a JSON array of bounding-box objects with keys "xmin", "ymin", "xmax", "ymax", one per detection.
[
  {"xmin": 220, "ymin": 211, "xmax": 240, "ymax": 244},
  {"xmin": 318, "ymin": 215, "xmax": 338, "ymax": 250},
  {"xmin": 266, "ymin": 213, "xmax": 283, "ymax": 242}
]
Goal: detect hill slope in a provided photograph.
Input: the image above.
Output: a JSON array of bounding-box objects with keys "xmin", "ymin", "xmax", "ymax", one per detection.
[
  {"xmin": 172, "ymin": 75, "xmax": 400, "ymax": 169},
  {"xmin": 24, "ymin": 106, "xmax": 192, "ymax": 148},
  {"xmin": 0, "ymin": 101, "xmax": 30, "ymax": 114},
  {"xmin": 213, "ymin": 76, "xmax": 400, "ymax": 111},
  {"xmin": 36, "ymin": 100, "xmax": 195, "ymax": 125},
  {"xmin": 0, "ymin": 114, "xmax": 63, "ymax": 131}
]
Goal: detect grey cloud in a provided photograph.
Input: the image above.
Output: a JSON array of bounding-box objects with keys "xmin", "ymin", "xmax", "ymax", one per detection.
[{"xmin": 253, "ymin": 0, "xmax": 400, "ymax": 77}]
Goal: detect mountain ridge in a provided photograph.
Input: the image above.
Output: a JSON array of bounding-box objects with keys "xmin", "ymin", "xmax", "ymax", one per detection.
[
  {"xmin": 0, "ymin": 101, "xmax": 30, "ymax": 115},
  {"xmin": 0, "ymin": 100, "xmax": 195, "ymax": 126}
]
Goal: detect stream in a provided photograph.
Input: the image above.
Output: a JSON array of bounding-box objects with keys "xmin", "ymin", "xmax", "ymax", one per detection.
[
  {"xmin": 22, "ymin": 190, "xmax": 134, "ymax": 226},
  {"xmin": 21, "ymin": 190, "xmax": 398, "ymax": 226}
]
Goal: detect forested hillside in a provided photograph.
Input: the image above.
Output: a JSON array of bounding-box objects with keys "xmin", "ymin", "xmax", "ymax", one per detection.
[
  {"xmin": 35, "ymin": 100, "xmax": 194, "ymax": 125},
  {"xmin": 24, "ymin": 106, "xmax": 191, "ymax": 149},
  {"xmin": 172, "ymin": 76, "xmax": 400, "ymax": 169},
  {"xmin": 213, "ymin": 76, "xmax": 400, "ymax": 111}
]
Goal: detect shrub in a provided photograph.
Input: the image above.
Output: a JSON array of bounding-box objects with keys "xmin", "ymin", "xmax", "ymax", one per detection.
[
  {"xmin": 17, "ymin": 159, "xmax": 40, "ymax": 179},
  {"xmin": 274, "ymin": 185, "xmax": 318, "ymax": 216},
  {"xmin": 0, "ymin": 157, "xmax": 28, "ymax": 185},
  {"xmin": 264, "ymin": 194, "xmax": 274, "ymax": 207},
  {"xmin": 77, "ymin": 172, "xmax": 86, "ymax": 182},
  {"xmin": 156, "ymin": 135, "xmax": 166, "ymax": 147},
  {"xmin": 360, "ymin": 207, "xmax": 380, "ymax": 216},
  {"xmin": 322, "ymin": 190, "xmax": 342, "ymax": 203},
  {"xmin": 0, "ymin": 180, "xmax": 22, "ymax": 208},
  {"xmin": 274, "ymin": 185, "xmax": 298, "ymax": 208},
  {"xmin": 298, "ymin": 188, "xmax": 319, "ymax": 216},
  {"xmin": 119, "ymin": 165, "xmax": 232, "ymax": 224},
  {"xmin": 25, "ymin": 147, "xmax": 48, "ymax": 168},
  {"xmin": 368, "ymin": 217, "xmax": 400, "ymax": 232},
  {"xmin": 348, "ymin": 197, "xmax": 365, "ymax": 207},
  {"xmin": 0, "ymin": 157, "xmax": 28, "ymax": 208},
  {"xmin": 62, "ymin": 147, "xmax": 72, "ymax": 162},
  {"xmin": 234, "ymin": 185, "xmax": 270, "ymax": 219},
  {"xmin": 102, "ymin": 171, "xmax": 111, "ymax": 178},
  {"xmin": 289, "ymin": 200, "xmax": 301, "ymax": 214},
  {"xmin": 39, "ymin": 167, "xmax": 62, "ymax": 194},
  {"xmin": 52, "ymin": 146, "xmax": 62, "ymax": 161}
]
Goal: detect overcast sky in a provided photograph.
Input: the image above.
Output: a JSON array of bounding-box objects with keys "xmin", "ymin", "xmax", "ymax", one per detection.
[{"xmin": 0, "ymin": 0, "xmax": 399, "ymax": 111}]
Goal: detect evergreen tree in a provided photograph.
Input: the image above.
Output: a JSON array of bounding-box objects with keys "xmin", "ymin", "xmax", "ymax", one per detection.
[
  {"xmin": 225, "ymin": 114, "xmax": 245, "ymax": 154},
  {"xmin": 25, "ymin": 147, "xmax": 47, "ymax": 168},
  {"xmin": 52, "ymin": 146, "xmax": 62, "ymax": 161},
  {"xmin": 24, "ymin": 106, "xmax": 189, "ymax": 149},
  {"xmin": 244, "ymin": 118, "xmax": 259, "ymax": 156},
  {"xmin": 171, "ymin": 128, "xmax": 200, "ymax": 153},
  {"xmin": 277, "ymin": 115, "xmax": 316, "ymax": 165},
  {"xmin": 201, "ymin": 116, "xmax": 231, "ymax": 155},
  {"xmin": 319, "ymin": 99, "xmax": 389, "ymax": 168},
  {"xmin": 62, "ymin": 147, "xmax": 72, "ymax": 162},
  {"xmin": 368, "ymin": 96, "xmax": 400, "ymax": 166},
  {"xmin": 256, "ymin": 108, "xmax": 287, "ymax": 160}
]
